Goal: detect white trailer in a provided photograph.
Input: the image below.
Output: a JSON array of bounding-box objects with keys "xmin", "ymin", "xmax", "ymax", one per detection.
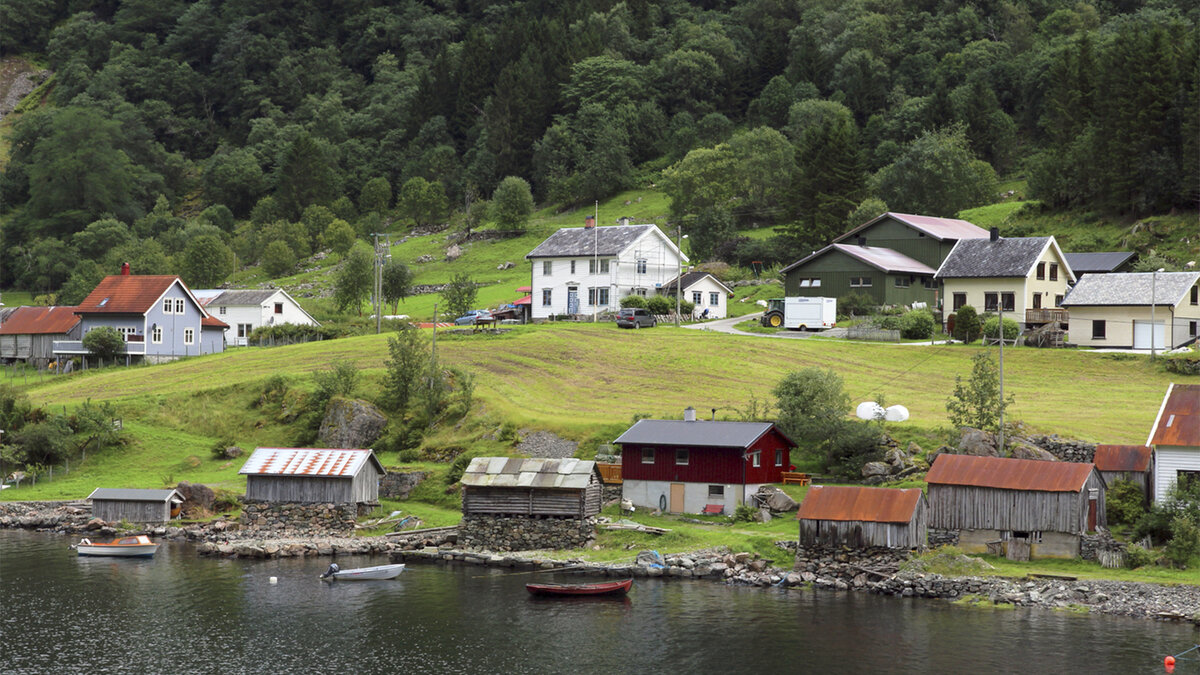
[{"xmin": 761, "ymin": 297, "xmax": 837, "ymax": 330}]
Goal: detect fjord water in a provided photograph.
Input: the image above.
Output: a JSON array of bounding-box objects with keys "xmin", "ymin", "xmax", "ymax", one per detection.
[{"xmin": 1, "ymin": 530, "xmax": 1192, "ymax": 674}]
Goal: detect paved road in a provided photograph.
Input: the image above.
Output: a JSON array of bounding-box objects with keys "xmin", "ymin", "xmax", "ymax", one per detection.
[{"xmin": 682, "ymin": 312, "xmax": 819, "ymax": 339}]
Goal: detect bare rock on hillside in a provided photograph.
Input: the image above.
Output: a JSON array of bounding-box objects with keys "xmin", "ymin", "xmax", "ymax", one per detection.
[
  {"xmin": 516, "ymin": 431, "xmax": 577, "ymax": 459},
  {"xmin": 1008, "ymin": 441, "xmax": 1058, "ymax": 462},
  {"xmin": 445, "ymin": 244, "xmax": 462, "ymax": 261},
  {"xmin": 319, "ymin": 397, "xmax": 387, "ymax": 449},
  {"xmin": 756, "ymin": 485, "xmax": 798, "ymax": 513},
  {"xmin": 957, "ymin": 428, "xmax": 999, "ymax": 456},
  {"xmin": 175, "ymin": 481, "xmax": 215, "ymax": 516}
]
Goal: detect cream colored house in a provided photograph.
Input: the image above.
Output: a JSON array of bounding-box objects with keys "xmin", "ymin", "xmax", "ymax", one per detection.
[
  {"xmin": 935, "ymin": 231, "xmax": 1074, "ymax": 328},
  {"xmin": 660, "ymin": 272, "xmax": 734, "ymax": 319},
  {"xmin": 1062, "ymin": 272, "xmax": 1200, "ymax": 349}
]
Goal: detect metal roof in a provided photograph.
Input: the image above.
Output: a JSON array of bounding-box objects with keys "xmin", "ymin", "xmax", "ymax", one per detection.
[
  {"xmin": 0, "ymin": 306, "xmax": 80, "ymax": 335},
  {"xmin": 835, "ymin": 212, "xmax": 989, "ymax": 243},
  {"xmin": 1148, "ymin": 383, "xmax": 1200, "ymax": 447},
  {"xmin": 460, "ymin": 457, "xmax": 598, "ymax": 490},
  {"xmin": 526, "ymin": 224, "xmax": 687, "ymax": 260},
  {"xmin": 1061, "ymin": 272, "xmax": 1200, "ymax": 307},
  {"xmin": 1063, "ymin": 252, "xmax": 1135, "ymax": 274},
  {"xmin": 613, "ymin": 419, "xmax": 794, "ymax": 449},
  {"xmin": 796, "ymin": 486, "xmax": 923, "ymax": 523},
  {"xmin": 781, "ymin": 243, "xmax": 936, "ymax": 275},
  {"xmin": 194, "ymin": 289, "xmax": 279, "ymax": 306},
  {"xmin": 1092, "ymin": 445, "xmax": 1152, "ymax": 472},
  {"xmin": 925, "ymin": 454, "xmax": 1096, "ymax": 492},
  {"xmin": 238, "ymin": 448, "xmax": 385, "ymax": 478},
  {"xmin": 936, "ymin": 236, "xmax": 1074, "ymax": 280},
  {"xmin": 661, "ymin": 272, "xmax": 734, "ymax": 294},
  {"xmin": 87, "ymin": 488, "xmax": 182, "ymax": 503}
]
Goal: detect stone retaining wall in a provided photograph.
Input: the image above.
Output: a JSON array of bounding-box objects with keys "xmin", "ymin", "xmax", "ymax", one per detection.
[
  {"xmin": 239, "ymin": 500, "xmax": 359, "ymax": 535},
  {"xmin": 1027, "ymin": 435, "xmax": 1095, "ymax": 463},
  {"xmin": 379, "ymin": 471, "xmax": 427, "ymax": 500},
  {"xmin": 928, "ymin": 528, "xmax": 960, "ymax": 547},
  {"xmin": 458, "ymin": 515, "xmax": 597, "ymax": 551}
]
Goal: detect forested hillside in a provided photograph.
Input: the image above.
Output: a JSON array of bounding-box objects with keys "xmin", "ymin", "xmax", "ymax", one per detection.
[{"xmin": 0, "ymin": 0, "xmax": 1195, "ymax": 295}]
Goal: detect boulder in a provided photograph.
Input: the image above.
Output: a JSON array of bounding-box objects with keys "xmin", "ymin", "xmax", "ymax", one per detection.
[
  {"xmin": 885, "ymin": 447, "xmax": 908, "ymax": 470},
  {"xmin": 1008, "ymin": 442, "xmax": 1058, "ymax": 462},
  {"xmin": 318, "ymin": 397, "xmax": 388, "ymax": 449},
  {"xmin": 756, "ymin": 485, "xmax": 798, "ymax": 512},
  {"xmin": 175, "ymin": 481, "xmax": 215, "ymax": 515},
  {"xmin": 754, "ymin": 508, "xmax": 773, "ymax": 523},
  {"xmin": 221, "ymin": 446, "xmax": 243, "ymax": 459},
  {"xmin": 862, "ymin": 461, "xmax": 892, "ymax": 477},
  {"xmin": 957, "ymin": 428, "xmax": 998, "ymax": 456},
  {"xmin": 445, "ymin": 244, "xmax": 462, "ymax": 261},
  {"xmin": 496, "ymin": 262, "xmax": 515, "ymax": 270},
  {"xmin": 415, "ymin": 254, "xmax": 434, "ymax": 263}
]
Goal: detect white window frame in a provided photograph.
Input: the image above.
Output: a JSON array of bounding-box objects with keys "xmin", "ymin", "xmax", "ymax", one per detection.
[
  {"xmin": 175, "ymin": 298, "xmax": 185, "ymax": 314},
  {"xmin": 542, "ymin": 289, "xmax": 552, "ymax": 307},
  {"xmin": 775, "ymin": 449, "xmax": 783, "ymax": 466},
  {"xmin": 636, "ymin": 259, "xmax": 647, "ymax": 274},
  {"xmin": 542, "ymin": 261, "xmax": 552, "ymax": 275},
  {"xmin": 163, "ymin": 299, "xmax": 173, "ymax": 314},
  {"xmin": 238, "ymin": 323, "xmax": 253, "ymax": 339},
  {"xmin": 751, "ymin": 452, "xmax": 761, "ymax": 468},
  {"xmin": 184, "ymin": 328, "xmax": 194, "ymax": 345},
  {"xmin": 218, "ymin": 306, "xmax": 226, "ymax": 315},
  {"xmin": 676, "ymin": 449, "xmax": 689, "ymax": 465},
  {"xmin": 152, "ymin": 326, "xmax": 162, "ymax": 344}
]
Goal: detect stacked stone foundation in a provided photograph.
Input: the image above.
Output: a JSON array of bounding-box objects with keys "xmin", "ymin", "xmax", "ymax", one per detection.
[
  {"xmin": 239, "ymin": 500, "xmax": 359, "ymax": 535},
  {"xmin": 459, "ymin": 514, "xmax": 597, "ymax": 551}
]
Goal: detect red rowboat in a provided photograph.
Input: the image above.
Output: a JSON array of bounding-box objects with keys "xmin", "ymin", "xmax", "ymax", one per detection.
[{"xmin": 526, "ymin": 578, "xmax": 633, "ymax": 597}]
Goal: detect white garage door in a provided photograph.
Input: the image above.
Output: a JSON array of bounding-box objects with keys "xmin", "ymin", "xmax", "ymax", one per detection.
[{"xmin": 1132, "ymin": 320, "xmax": 1165, "ymax": 349}]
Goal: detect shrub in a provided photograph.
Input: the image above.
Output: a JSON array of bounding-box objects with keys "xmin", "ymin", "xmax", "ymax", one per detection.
[
  {"xmin": 900, "ymin": 309, "xmax": 935, "ymax": 339},
  {"xmin": 1106, "ymin": 479, "xmax": 1145, "ymax": 526},
  {"xmin": 733, "ymin": 503, "xmax": 757, "ymax": 522},
  {"xmin": 878, "ymin": 315, "xmax": 902, "ymax": 330},
  {"xmin": 620, "ymin": 295, "xmax": 647, "ymax": 309},
  {"xmin": 313, "ymin": 362, "xmax": 359, "ymax": 402},
  {"xmin": 258, "ymin": 375, "xmax": 289, "ymax": 408},
  {"xmin": 1164, "ymin": 350, "xmax": 1200, "ymax": 375},
  {"xmin": 981, "ymin": 315, "xmax": 1020, "ymax": 341},
  {"xmin": 1123, "ymin": 544, "xmax": 1157, "ymax": 570},
  {"xmin": 838, "ymin": 292, "xmax": 876, "ymax": 317},
  {"xmin": 952, "ymin": 305, "xmax": 981, "ymax": 343},
  {"xmin": 1163, "ymin": 515, "xmax": 1200, "ymax": 568},
  {"xmin": 82, "ymin": 326, "xmax": 126, "ymax": 361},
  {"xmin": 397, "ymin": 448, "xmax": 421, "ymax": 463},
  {"xmin": 646, "ymin": 295, "xmax": 672, "ymax": 315},
  {"xmin": 679, "ymin": 299, "xmax": 695, "ymax": 317}
]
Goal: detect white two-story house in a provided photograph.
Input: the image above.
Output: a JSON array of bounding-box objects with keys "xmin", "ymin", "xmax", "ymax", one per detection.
[
  {"xmin": 193, "ymin": 289, "xmax": 320, "ymax": 347},
  {"xmin": 525, "ymin": 223, "xmax": 687, "ymax": 320}
]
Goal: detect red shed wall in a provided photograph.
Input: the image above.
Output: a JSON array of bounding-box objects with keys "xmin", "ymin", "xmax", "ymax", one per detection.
[{"xmin": 619, "ymin": 430, "xmax": 790, "ymax": 485}]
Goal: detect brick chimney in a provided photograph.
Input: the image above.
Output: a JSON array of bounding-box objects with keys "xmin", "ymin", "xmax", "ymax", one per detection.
[
  {"xmin": 121, "ymin": 262, "xmax": 130, "ymax": 276},
  {"xmin": 990, "ymin": 227, "xmax": 1000, "ymax": 242},
  {"xmin": 584, "ymin": 216, "xmax": 596, "ymax": 229}
]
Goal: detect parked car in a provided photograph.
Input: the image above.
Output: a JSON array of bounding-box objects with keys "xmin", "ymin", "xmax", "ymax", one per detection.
[
  {"xmin": 454, "ymin": 310, "xmax": 493, "ymax": 325},
  {"xmin": 616, "ymin": 307, "xmax": 656, "ymax": 329}
]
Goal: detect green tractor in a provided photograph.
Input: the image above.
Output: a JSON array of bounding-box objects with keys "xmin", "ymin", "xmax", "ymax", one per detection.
[{"xmin": 760, "ymin": 298, "xmax": 785, "ymax": 327}]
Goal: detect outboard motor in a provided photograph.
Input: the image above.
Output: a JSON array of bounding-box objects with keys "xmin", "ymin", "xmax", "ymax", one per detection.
[{"xmin": 320, "ymin": 563, "xmax": 340, "ymax": 579}]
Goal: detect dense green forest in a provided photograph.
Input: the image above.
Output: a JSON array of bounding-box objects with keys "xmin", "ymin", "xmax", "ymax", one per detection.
[{"xmin": 0, "ymin": 0, "xmax": 1196, "ymax": 295}]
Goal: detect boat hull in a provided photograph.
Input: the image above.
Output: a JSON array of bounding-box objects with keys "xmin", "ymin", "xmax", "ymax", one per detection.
[
  {"xmin": 76, "ymin": 544, "xmax": 157, "ymax": 557},
  {"xmin": 526, "ymin": 578, "xmax": 633, "ymax": 597},
  {"xmin": 330, "ymin": 564, "xmax": 405, "ymax": 580}
]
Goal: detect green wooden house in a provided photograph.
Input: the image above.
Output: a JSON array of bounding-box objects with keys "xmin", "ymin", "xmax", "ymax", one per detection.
[{"xmin": 782, "ymin": 213, "xmax": 989, "ymax": 304}]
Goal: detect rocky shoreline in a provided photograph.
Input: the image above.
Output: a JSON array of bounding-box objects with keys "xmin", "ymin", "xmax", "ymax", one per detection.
[{"xmin": 3, "ymin": 500, "xmax": 1197, "ymax": 626}]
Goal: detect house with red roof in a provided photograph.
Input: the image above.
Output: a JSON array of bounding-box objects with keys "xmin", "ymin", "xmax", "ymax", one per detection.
[
  {"xmin": 781, "ymin": 212, "xmax": 989, "ymax": 306},
  {"xmin": 0, "ymin": 306, "xmax": 81, "ymax": 364},
  {"xmin": 1146, "ymin": 383, "xmax": 1200, "ymax": 504},
  {"xmin": 797, "ymin": 485, "xmax": 927, "ymax": 549},
  {"xmin": 52, "ymin": 264, "xmax": 227, "ymax": 363},
  {"xmin": 926, "ymin": 454, "xmax": 1106, "ymax": 559}
]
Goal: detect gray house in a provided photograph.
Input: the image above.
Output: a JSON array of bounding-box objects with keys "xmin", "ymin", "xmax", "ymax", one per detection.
[
  {"xmin": 0, "ymin": 306, "xmax": 80, "ymax": 365},
  {"xmin": 53, "ymin": 264, "xmax": 227, "ymax": 364},
  {"xmin": 797, "ymin": 485, "xmax": 928, "ymax": 550},
  {"xmin": 239, "ymin": 448, "xmax": 385, "ymax": 504},
  {"xmin": 88, "ymin": 488, "xmax": 182, "ymax": 523}
]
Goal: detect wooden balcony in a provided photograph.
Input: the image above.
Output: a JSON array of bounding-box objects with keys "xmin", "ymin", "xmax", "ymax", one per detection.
[
  {"xmin": 1025, "ymin": 308, "xmax": 1068, "ymax": 325},
  {"xmin": 596, "ymin": 462, "xmax": 622, "ymax": 484}
]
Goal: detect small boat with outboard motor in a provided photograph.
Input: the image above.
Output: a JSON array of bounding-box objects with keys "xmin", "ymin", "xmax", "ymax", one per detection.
[
  {"xmin": 71, "ymin": 535, "xmax": 158, "ymax": 557},
  {"xmin": 319, "ymin": 562, "xmax": 406, "ymax": 580}
]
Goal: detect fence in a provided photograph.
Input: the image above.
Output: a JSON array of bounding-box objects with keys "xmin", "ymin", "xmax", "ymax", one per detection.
[{"xmin": 846, "ymin": 326, "xmax": 901, "ymax": 342}]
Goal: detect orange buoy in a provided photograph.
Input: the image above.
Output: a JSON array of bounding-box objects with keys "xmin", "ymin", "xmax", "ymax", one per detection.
[{"xmin": 1165, "ymin": 655, "xmax": 1175, "ymax": 673}]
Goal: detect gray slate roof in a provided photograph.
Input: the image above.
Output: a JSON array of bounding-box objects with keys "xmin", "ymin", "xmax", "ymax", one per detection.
[
  {"xmin": 1064, "ymin": 252, "xmax": 1135, "ymax": 275},
  {"xmin": 936, "ymin": 237, "xmax": 1054, "ymax": 279},
  {"xmin": 526, "ymin": 225, "xmax": 656, "ymax": 258},
  {"xmin": 613, "ymin": 419, "xmax": 791, "ymax": 449},
  {"xmin": 460, "ymin": 457, "xmax": 597, "ymax": 489},
  {"xmin": 661, "ymin": 272, "xmax": 733, "ymax": 294},
  {"xmin": 199, "ymin": 289, "xmax": 278, "ymax": 306},
  {"xmin": 88, "ymin": 488, "xmax": 182, "ymax": 502},
  {"xmin": 1061, "ymin": 272, "xmax": 1200, "ymax": 306}
]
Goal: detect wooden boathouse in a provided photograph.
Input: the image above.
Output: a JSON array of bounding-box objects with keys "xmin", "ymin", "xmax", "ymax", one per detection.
[
  {"xmin": 461, "ymin": 457, "xmax": 603, "ymax": 518},
  {"xmin": 239, "ymin": 448, "xmax": 385, "ymax": 504},
  {"xmin": 925, "ymin": 454, "xmax": 1106, "ymax": 559},
  {"xmin": 87, "ymin": 488, "xmax": 183, "ymax": 523},
  {"xmin": 796, "ymin": 485, "xmax": 927, "ymax": 549}
]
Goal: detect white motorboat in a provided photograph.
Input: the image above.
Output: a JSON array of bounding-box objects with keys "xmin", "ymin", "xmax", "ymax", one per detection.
[
  {"xmin": 73, "ymin": 535, "xmax": 158, "ymax": 557},
  {"xmin": 319, "ymin": 563, "xmax": 405, "ymax": 580}
]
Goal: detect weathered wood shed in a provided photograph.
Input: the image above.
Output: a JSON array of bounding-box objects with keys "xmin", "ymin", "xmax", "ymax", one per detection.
[
  {"xmin": 461, "ymin": 457, "xmax": 602, "ymax": 518},
  {"xmin": 1093, "ymin": 444, "xmax": 1152, "ymax": 499},
  {"xmin": 797, "ymin": 486, "xmax": 927, "ymax": 549},
  {"xmin": 239, "ymin": 448, "xmax": 385, "ymax": 504},
  {"xmin": 0, "ymin": 306, "xmax": 80, "ymax": 364},
  {"xmin": 926, "ymin": 454, "xmax": 1106, "ymax": 559},
  {"xmin": 88, "ymin": 488, "xmax": 182, "ymax": 523}
]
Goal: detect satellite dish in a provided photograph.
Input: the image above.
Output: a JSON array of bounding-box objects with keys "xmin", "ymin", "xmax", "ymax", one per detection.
[
  {"xmin": 856, "ymin": 402, "xmax": 885, "ymax": 420},
  {"xmin": 884, "ymin": 405, "xmax": 910, "ymax": 422}
]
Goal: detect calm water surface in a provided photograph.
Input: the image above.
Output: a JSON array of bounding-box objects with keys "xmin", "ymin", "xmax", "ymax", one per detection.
[{"xmin": 1, "ymin": 530, "xmax": 1194, "ymax": 674}]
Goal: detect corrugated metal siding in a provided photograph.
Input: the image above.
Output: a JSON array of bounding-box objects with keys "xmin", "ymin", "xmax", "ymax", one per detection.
[
  {"xmin": 93, "ymin": 500, "xmax": 170, "ymax": 523},
  {"xmin": 928, "ymin": 474, "xmax": 1105, "ymax": 534},
  {"xmin": 245, "ymin": 475, "xmax": 355, "ymax": 503}
]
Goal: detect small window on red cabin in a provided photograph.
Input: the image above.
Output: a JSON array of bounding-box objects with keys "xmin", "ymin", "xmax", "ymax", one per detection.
[
  {"xmin": 642, "ymin": 448, "xmax": 655, "ymax": 464},
  {"xmin": 676, "ymin": 449, "xmax": 689, "ymax": 465},
  {"xmin": 775, "ymin": 450, "xmax": 782, "ymax": 466},
  {"xmin": 752, "ymin": 452, "xmax": 761, "ymax": 468}
]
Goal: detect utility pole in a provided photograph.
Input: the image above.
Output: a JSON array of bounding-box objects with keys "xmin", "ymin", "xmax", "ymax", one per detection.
[
  {"xmin": 371, "ymin": 232, "xmax": 390, "ymax": 334},
  {"xmin": 593, "ymin": 201, "xmax": 599, "ymax": 324},
  {"xmin": 675, "ymin": 225, "xmax": 683, "ymax": 328},
  {"xmin": 997, "ymin": 296, "xmax": 1004, "ymax": 456}
]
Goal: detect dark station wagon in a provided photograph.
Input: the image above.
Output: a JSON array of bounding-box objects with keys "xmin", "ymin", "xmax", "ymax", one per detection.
[{"xmin": 616, "ymin": 307, "xmax": 656, "ymax": 329}]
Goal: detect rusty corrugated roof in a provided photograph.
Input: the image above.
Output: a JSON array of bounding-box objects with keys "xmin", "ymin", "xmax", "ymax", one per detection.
[
  {"xmin": 0, "ymin": 306, "xmax": 80, "ymax": 334},
  {"xmin": 925, "ymin": 454, "xmax": 1095, "ymax": 492},
  {"xmin": 238, "ymin": 448, "xmax": 385, "ymax": 477},
  {"xmin": 1093, "ymin": 445, "xmax": 1152, "ymax": 472},
  {"xmin": 1148, "ymin": 384, "xmax": 1200, "ymax": 447},
  {"xmin": 796, "ymin": 486, "xmax": 923, "ymax": 523}
]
